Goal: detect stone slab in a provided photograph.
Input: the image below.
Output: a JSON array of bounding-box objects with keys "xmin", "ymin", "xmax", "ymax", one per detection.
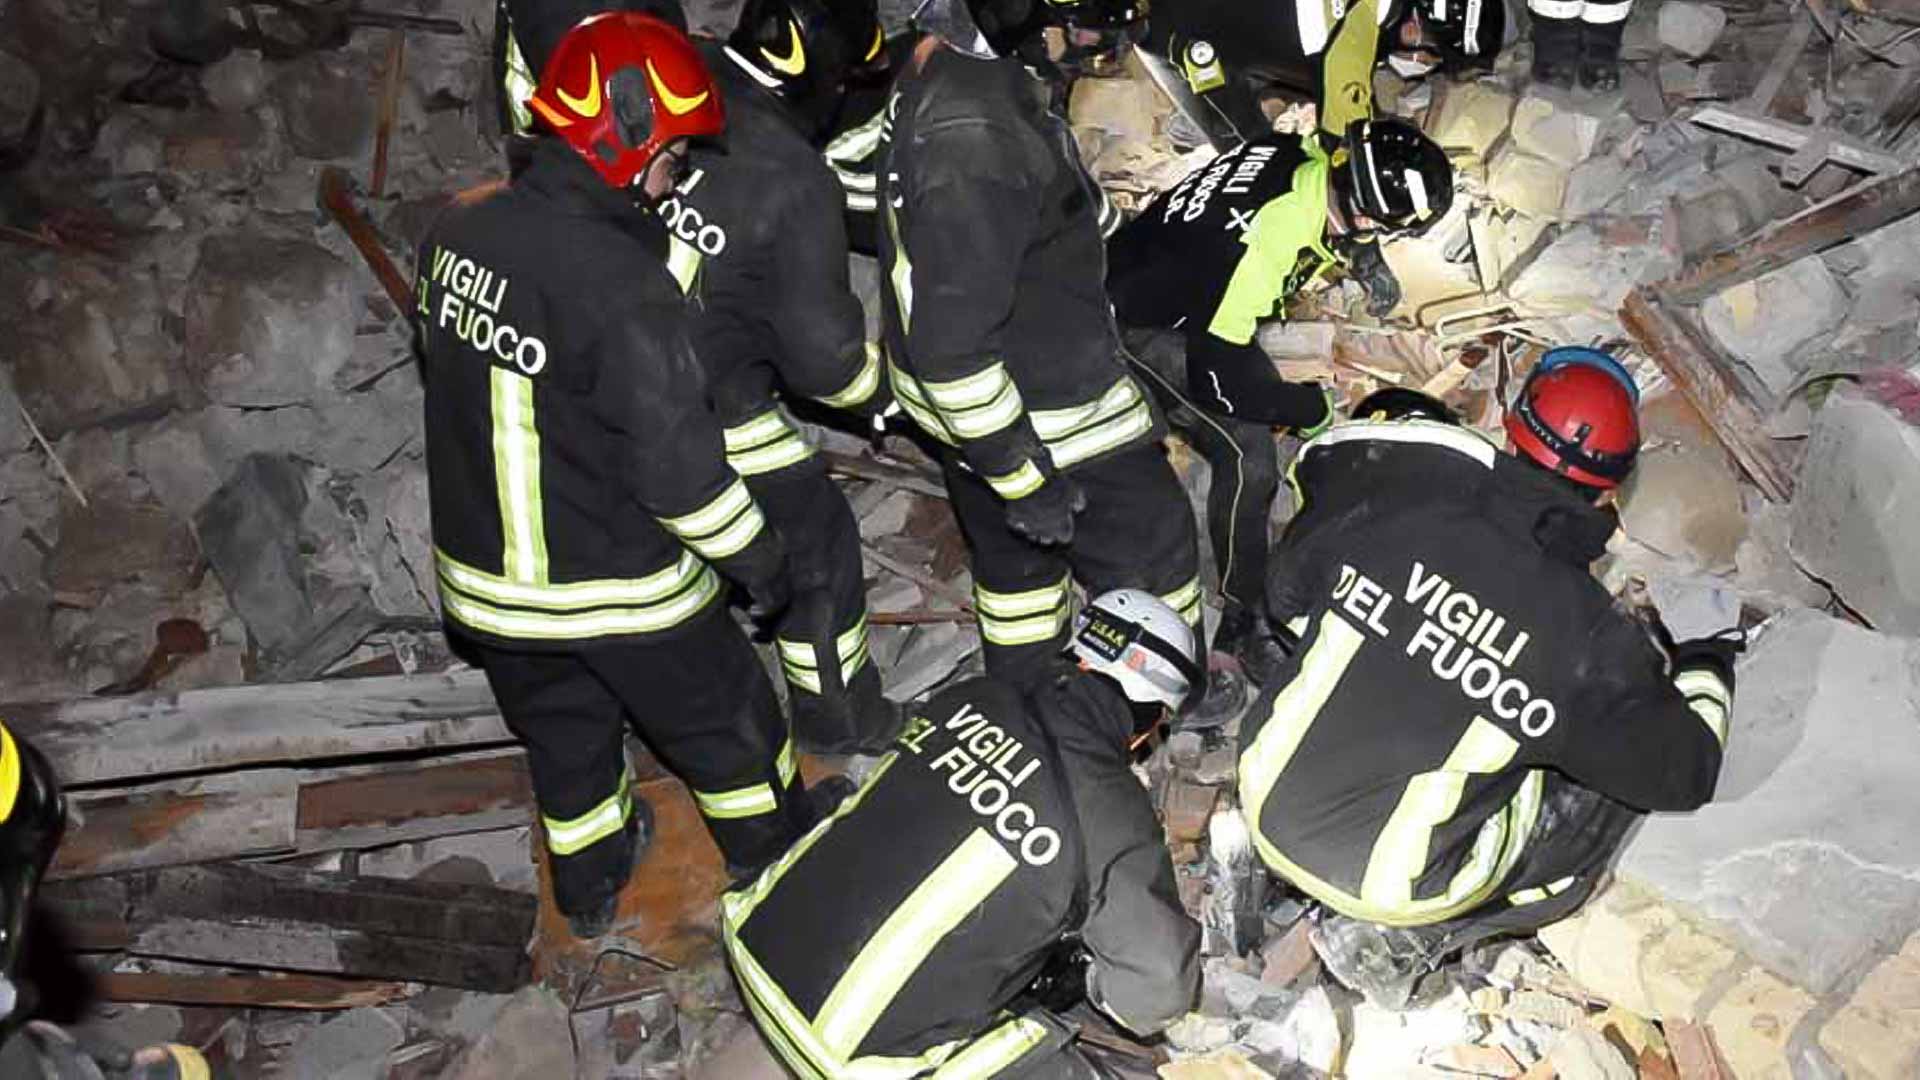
[
  {"xmin": 1616, "ymin": 608, "xmax": 1920, "ymax": 997},
  {"xmin": 1788, "ymin": 387, "xmax": 1920, "ymax": 638},
  {"xmin": 1699, "ymin": 256, "xmax": 1850, "ymax": 399}
]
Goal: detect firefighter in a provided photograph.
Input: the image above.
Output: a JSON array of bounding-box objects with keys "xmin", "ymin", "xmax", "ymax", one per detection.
[
  {"xmin": 1107, "ymin": 118, "xmax": 1453, "ymax": 682},
  {"xmin": 1527, "ymin": 0, "xmax": 1629, "ymax": 90},
  {"xmin": 420, "ymin": 14, "xmax": 814, "ymax": 938},
  {"xmin": 0, "ymin": 721, "xmax": 213, "ymax": 1078},
  {"xmin": 824, "ymin": 29, "xmax": 916, "ymax": 256},
  {"xmin": 879, "ymin": 0, "xmax": 1204, "ymax": 694},
  {"xmin": 494, "ymin": 0, "xmax": 688, "ymax": 136},
  {"xmin": 1237, "ymin": 349, "xmax": 1741, "ymax": 1004},
  {"xmin": 653, "ymin": 0, "xmax": 901, "ymax": 756},
  {"xmin": 1140, "ymin": 0, "xmax": 1506, "ymax": 145},
  {"xmin": 720, "ymin": 590, "xmax": 1202, "ymax": 1078}
]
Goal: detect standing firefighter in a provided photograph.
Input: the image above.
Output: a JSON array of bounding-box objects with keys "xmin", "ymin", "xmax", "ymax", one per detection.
[
  {"xmin": 721, "ymin": 591, "xmax": 1202, "ymax": 1078},
  {"xmin": 420, "ymin": 14, "xmax": 810, "ymax": 937},
  {"xmin": 660, "ymin": 0, "xmax": 901, "ymax": 754},
  {"xmin": 1107, "ymin": 119, "xmax": 1453, "ymax": 680},
  {"xmin": 1527, "ymin": 0, "xmax": 1627, "ymax": 90},
  {"xmin": 879, "ymin": 0, "xmax": 1204, "ymax": 693},
  {"xmin": 1140, "ymin": 0, "xmax": 1505, "ymax": 144},
  {"xmin": 1237, "ymin": 352, "xmax": 1740, "ymax": 1004}
]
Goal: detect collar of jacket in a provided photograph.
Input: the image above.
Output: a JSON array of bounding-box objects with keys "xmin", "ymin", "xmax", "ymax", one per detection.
[
  {"xmin": 1479, "ymin": 454, "xmax": 1619, "ymax": 567},
  {"xmin": 1036, "ymin": 663, "xmax": 1138, "ymax": 750},
  {"xmin": 516, "ymin": 136, "xmax": 671, "ymax": 254}
]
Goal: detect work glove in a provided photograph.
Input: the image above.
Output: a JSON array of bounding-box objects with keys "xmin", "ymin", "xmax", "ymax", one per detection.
[
  {"xmin": 1025, "ymin": 940, "xmax": 1092, "ymax": 1014},
  {"xmin": 1671, "ymin": 629, "xmax": 1746, "ymax": 680},
  {"xmin": 1344, "ymin": 238, "xmax": 1402, "ymax": 318},
  {"xmin": 745, "ymin": 568, "xmax": 793, "ymax": 628},
  {"xmin": 1004, "ymin": 475, "xmax": 1086, "ymax": 548}
]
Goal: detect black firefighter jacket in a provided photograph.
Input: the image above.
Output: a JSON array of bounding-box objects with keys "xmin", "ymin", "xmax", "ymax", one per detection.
[
  {"xmin": 415, "ymin": 139, "xmax": 783, "ymax": 648},
  {"xmin": 660, "ymin": 42, "xmax": 889, "ymax": 481},
  {"xmin": 721, "ymin": 670, "xmax": 1200, "ymax": 1078},
  {"xmin": 877, "ymin": 48, "xmax": 1160, "ymax": 502},
  {"xmin": 1238, "ymin": 418, "xmax": 1731, "ymax": 927}
]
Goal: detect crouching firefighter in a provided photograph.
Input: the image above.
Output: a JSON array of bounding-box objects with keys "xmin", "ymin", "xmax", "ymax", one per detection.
[
  {"xmin": 1236, "ymin": 352, "xmax": 1742, "ymax": 1005},
  {"xmin": 1107, "ymin": 118, "xmax": 1452, "ymax": 682},
  {"xmin": 0, "ymin": 722, "xmax": 213, "ymax": 1078},
  {"xmin": 720, "ymin": 590, "xmax": 1203, "ymax": 1078},
  {"xmin": 661, "ymin": 0, "xmax": 902, "ymax": 754},
  {"xmin": 881, "ymin": 0, "xmax": 1204, "ymax": 694},
  {"xmin": 420, "ymin": 14, "xmax": 813, "ymax": 937}
]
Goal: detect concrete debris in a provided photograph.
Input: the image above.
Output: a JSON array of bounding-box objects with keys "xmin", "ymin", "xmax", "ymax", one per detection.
[
  {"xmin": 284, "ymin": 1006, "xmax": 407, "ymax": 1080},
  {"xmin": 1657, "ymin": 2, "xmax": 1727, "ymax": 59},
  {"xmin": 1203, "ymin": 807, "xmax": 1267, "ymax": 959},
  {"xmin": 45, "ymin": 497, "xmax": 199, "ymax": 599},
  {"xmin": 1699, "ymin": 255, "xmax": 1851, "ymax": 399},
  {"xmin": 1159, "ymin": 1049, "xmax": 1275, "ymax": 1078},
  {"xmin": 1644, "ymin": 573, "xmax": 1742, "ymax": 643},
  {"xmin": 1617, "ymin": 436, "xmax": 1748, "ymax": 571},
  {"xmin": 1426, "ymin": 81, "xmax": 1516, "ymax": 158},
  {"xmin": 1509, "ymin": 95, "xmax": 1602, "ymax": 169},
  {"xmin": 1486, "ymin": 146, "xmax": 1571, "ymax": 219},
  {"xmin": 10, "ymin": 264, "xmax": 178, "ymax": 437},
  {"xmin": 1507, "ymin": 218, "xmax": 1677, "ymax": 316},
  {"xmin": 440, "ymin": 986, "xmax": 576, "ymax": 1079},
  {"xmin": 200, "ymin": 51, "xmax": 268, "ymax": 112},
  {"xmin": 882, "ymin": 621, "xmax": 978, "ymax": 702},
  {"xmin": 1613, "ymin": 608, "xmax": 1920, "ymax": 997},
  {"xmin": 1788, "ymin": 385, "xmax": 1920, "ymax": 636},
  {"xmin": 273, "ymin": 53, "xmax": 378, "ymax": 162},
  {"xmin": 1547, "ymin": 1022, "xmax": 1637, "ymax": 1080},
  {"xmin": 183, "ymin": 232, "xmax": 357, "ymax": 408}
]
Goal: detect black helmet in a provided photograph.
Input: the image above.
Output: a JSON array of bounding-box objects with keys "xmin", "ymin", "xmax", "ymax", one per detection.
[
  {"xmin": 730, "ymin": 0, "xmax": 883, "ymax": 118},
  {"xmin": 1411, "ymin": 0, "xmax": 1504, "ymax": 70},
  {"xmin": 1334, "ymin": 117, "xmax": 1454, "ymax": 236},
  {"xmin": 1351, "ymin": 386, "xmax": 1459, "ymax": 424},
  {"xmin": 1, "ymin": 722, "xmax": 66, "ymax": 1043}
]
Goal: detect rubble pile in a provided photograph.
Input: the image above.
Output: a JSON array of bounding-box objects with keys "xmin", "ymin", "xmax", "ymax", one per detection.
[{"xmin": 0, "ymin": 0, "xmax": 1917, "ymax": 1073}]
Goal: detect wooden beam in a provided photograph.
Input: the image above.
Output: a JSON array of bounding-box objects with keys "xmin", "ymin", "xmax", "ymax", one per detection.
[
  {"xmin": 294, "ymin": 751, "xmax": 535, "ymax": 851},
  {"xmin": 126, "ymin": 863, "xmax": 536, "ymax": 992},
  {"xmin": 1686, "ymin": 107, "xmax": 1908, "ymax": 186},
  {"xmin": 3, "ymin": 669, "xmax": 509, "ymax": 787},
  {"xmin": 1619, "ymin": 287, "xmax": 1799, "ymax": 501},
  {"xmin": 51, "ymin": 770, "xmax": 299, "ymax": 881},
  {"xmin": 97, "ymin": 970, "xmax": 415, "ymax": 1010},
  {"xmin": 1665, "ymin": 167, "xmax": 1920, "ymax": 304}
]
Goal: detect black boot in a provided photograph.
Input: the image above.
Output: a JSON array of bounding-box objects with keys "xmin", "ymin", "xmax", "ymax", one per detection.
[
  {"xmin": 1310, "ymin": 911, "xmax": 1447, "ymax": 1010},
  {"xmin": 1530, "ymin": 13, "xmax": 1581, "ymax": 90},
  {"xmin": 1212, "ymin": 602, "xmax": 1293, "ymax": 687},
  {"xmin": 1580, "ymin": 18, "xmax": 1625, "ymax": 91},
  {"xmin": 561, "ymin": 798, "xmax": 654, "ymax": 939}
]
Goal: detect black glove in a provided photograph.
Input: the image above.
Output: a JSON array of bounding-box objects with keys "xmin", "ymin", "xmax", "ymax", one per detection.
[
  {"xmin": 1004, "ymin": 475, "xmax": 1086, "ymax": 548},
  {"xmin": 1344, "ymin": 239, "xmax": 1402, "ymax": 318},
  {"xmin": 745, "ymin": 569, "xmax": 792, "ymax": 627},
  {"xmin": 1025, "ymin": 940, "xmax": 1092, "ymax": 1014},
  {"xmin": 1672, "ymin": 630, "xmax": 1746, "ymax": 680}
]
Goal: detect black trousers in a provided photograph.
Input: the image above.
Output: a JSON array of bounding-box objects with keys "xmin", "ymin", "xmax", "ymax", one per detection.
[
  {"xmin": 462, "ymin": 601, "xmax": 807, "ymax": 914},
  {"xmin": 1122, "ymin": 328, "xmax": 1282, "ymax": 613},
  {"xmin": 1415, "ymin": 773, "xmax": 1642, "ymax": 961},
  {"xmin": 748, "ymin": 459, "xmax": 896, "ymax": 755},
  {"xmin": 944, "ymin": 441, "xmax": 1202, "ymax": 695}
]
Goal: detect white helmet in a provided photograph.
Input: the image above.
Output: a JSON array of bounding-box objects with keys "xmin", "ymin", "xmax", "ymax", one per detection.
[{"xmin": 1068, "ymin": 589, "xmax": 1202, "ymax": 712}]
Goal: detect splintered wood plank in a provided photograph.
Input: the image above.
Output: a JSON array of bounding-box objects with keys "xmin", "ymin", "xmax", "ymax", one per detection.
[
  {"xmin": 4, "ymin": 669, "xmax": 510, "ymax": 786},
  {"xmin": 98, "ymin": 970, "xmax": 415, "ymax": 1010},
  {"xmin": 531, "ymin": 776, "xmax": 730, "ymax": 1003},
  {"xmin": 1665, "ymin": 167, "xmax": 1920, "ymax": 304},
  {"xmin": 1619, "ymin": 287, "xmax": 1799, "ymax": 501},
  {"xmin": 295, "ymin": 751, "xmax": 535, "ymax": 852},
  {"xmin": 51, "ymin": 770, "xmax": 299, "ymax": 880}
]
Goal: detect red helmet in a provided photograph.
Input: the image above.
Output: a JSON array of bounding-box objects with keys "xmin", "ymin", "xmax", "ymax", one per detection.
[
  {"xmin": 1505, "ymin": 360, "xmax": 1640, "ymax": 489},
  {"xmin": 527, "ymin": 13, "xmax": 724, "ymax": 191}
]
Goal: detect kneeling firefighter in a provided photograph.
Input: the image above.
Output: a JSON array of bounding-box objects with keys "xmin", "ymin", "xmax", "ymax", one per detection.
[
  {"xmin": 1238, "ymin": 353, "xmax": 1742, "ymax": 1004},
  {"xmin": 720, "ymin": 591, "xmax": 1203, "ymax": 1078}
]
